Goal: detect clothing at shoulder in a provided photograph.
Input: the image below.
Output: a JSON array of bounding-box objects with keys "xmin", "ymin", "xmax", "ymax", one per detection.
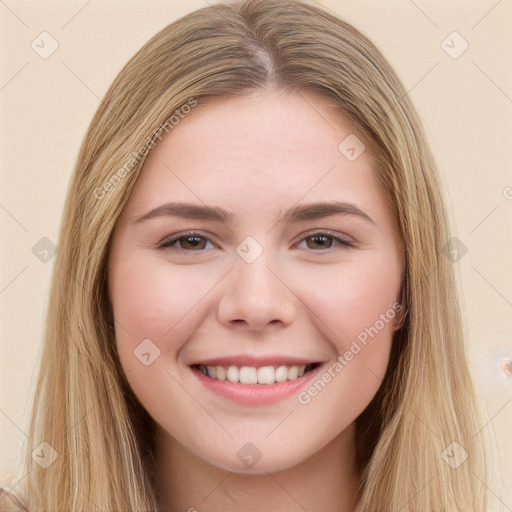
[{"xmin": 0, "ymin": 487, "xmax": 28, "ymax": 512}]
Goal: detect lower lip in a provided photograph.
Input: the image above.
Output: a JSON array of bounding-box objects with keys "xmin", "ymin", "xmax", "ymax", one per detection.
[{"xmin": 190, "ymin": 365, "xmax": 324, "ymax": 406}]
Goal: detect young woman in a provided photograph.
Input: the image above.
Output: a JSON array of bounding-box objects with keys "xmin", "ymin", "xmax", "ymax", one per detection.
[{"xmin": 1, "ymin": 0, "xmax": 489, "ymax": 510}]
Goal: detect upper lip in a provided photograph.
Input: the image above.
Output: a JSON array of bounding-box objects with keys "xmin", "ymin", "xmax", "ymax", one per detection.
[{"xmin": 190, "ymin": 354, "xmax": 322, "ymax": 367}]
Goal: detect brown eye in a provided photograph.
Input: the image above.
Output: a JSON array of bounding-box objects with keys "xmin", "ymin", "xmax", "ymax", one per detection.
[
  {"xmin": 158, "ymin": 232, "xmax": 214, "ymax": 252},
  {"xmin": 298, "ymin": 231, "xmax": 355, "ymax": 251},
  {"xmin": 179, "ymin": 236, "xmax": 207, "ymax": 250},
  {"xmin": 305, "ymin": 234, "xmax": 335, "ymax": 250}
]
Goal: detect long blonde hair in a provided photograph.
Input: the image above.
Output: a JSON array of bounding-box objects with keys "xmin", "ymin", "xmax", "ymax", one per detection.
[{"xmin": 19, "ymin": 0, "xmax": 488, "ymax": 510}]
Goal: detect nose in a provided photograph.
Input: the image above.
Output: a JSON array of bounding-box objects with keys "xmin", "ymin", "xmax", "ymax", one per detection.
[{"xmin": 217, "ymin": 249, "xmax": 297, "ymax": 331}]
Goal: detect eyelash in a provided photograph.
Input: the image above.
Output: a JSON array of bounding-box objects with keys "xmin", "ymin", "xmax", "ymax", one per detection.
[{"xmin": 157, "ymin": 230, "xmax": 355, "ymax": 253}]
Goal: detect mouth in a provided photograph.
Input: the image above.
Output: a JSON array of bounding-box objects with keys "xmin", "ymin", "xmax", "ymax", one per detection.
[
  {"xmin": 188, "ymin": 354, "xmax": 326, "ymax": 406},
  {"xmin": 191, "ymin": 362, "xmax": 322, "ymax": 385}
]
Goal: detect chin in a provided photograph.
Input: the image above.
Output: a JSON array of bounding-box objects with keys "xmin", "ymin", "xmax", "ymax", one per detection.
[{"xmin": 197, "ymin": 444, "xmax": 307, "ymax": 475}]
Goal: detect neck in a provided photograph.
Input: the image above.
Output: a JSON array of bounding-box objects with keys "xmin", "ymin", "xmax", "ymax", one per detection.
[{"xmin": 156, "ymin": 423, "xmax": 360, "ymax": 512}]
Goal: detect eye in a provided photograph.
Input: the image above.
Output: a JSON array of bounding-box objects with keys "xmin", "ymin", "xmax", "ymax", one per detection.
[
  {"xmin": 157, "ymin": 231, "xmax": 216, "ymax": 252},
  {"xmin": 296, "ymin": 230, "xmax": 355, "ymax": 251},
  {"xmin": 157, "ymin": 229, "xmax": 355, "ymax": 253}
]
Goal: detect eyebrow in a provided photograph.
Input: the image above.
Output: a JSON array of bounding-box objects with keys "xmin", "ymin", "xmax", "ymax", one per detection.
[{"xmin": 133, "ymin": 200, "xmax": 375, "ymax": 225}]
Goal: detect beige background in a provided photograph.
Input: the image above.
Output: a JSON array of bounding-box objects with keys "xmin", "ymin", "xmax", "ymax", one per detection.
[{"xmin": 1, "ymin": 0, "xmax": 511, "ymax": 508}]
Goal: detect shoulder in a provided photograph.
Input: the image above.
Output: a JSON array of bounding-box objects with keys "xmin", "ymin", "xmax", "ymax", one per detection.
[{"xmin": 0, "ymin": 487, "xmax": 28, "ymax": 512}]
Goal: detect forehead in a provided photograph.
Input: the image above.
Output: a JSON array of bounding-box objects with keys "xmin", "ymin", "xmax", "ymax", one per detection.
[{"xmin": 125, "ymin": 90, "xmax": 382, "ymax": 212}]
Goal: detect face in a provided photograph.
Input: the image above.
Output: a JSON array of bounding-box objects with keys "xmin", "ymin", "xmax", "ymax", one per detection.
[{"xmin": 108, "ymin": 89, "xmax": 403, "ymax": 474}]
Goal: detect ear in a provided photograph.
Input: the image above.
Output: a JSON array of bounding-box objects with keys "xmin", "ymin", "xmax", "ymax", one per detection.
[
  {"xmin": 393, "ymin": 282, "xmax": 407, "ymax": 330},
  {"xmin": 393, "ymin": 302, "xmax": 407, "ymax": 330}
]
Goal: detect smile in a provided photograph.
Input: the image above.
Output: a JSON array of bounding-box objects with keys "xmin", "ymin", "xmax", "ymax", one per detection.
[
  {"xmin": 195, "ymin": 363, "xmax": 320, "ymax": 385},
  {"xmin": 190, "ymin": 362, "xmax": 324, "ymax": 406}
]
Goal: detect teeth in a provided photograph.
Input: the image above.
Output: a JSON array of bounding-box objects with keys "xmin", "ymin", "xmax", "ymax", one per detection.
[
  {"xmin": 239, "ymin": 367, "xmax": 258, "ymax": 384},
  {"xmin": 216, "ymin": 365, "xmax": 226, "ymax": 380},
  {"xmin": 288, "ymin": 365, "xmax": 299, "ymax": 380},
  {"xmin": 275, "ymin": 365, "xmax": 288, "ymax": 382},
  {"xmin": 257, "ymin": 366, "xmax": 274, "ymax": 384},
  {"xmin": 197, "ymin": 364, "xmax": 309, "ymax": 384},
  {"xmin": 226, "ymin": 366, "xmax": 239, "ymax": 383}
]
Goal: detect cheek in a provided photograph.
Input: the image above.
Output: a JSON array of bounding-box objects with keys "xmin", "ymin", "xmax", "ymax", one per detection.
[
  {"xmin": 291, "ymin": 250, "xmax": 401, "ymax": 410},
  {"xmin": 108, "ymin": 256, "xmax": 213, "ymax": 427},
  {"xmin": 298, "ymin": 250, "xmax": 401, "ymax": 343},
  {"xmin": 109, "ymin": 255, "xmax": 213, "ymax": 365}
]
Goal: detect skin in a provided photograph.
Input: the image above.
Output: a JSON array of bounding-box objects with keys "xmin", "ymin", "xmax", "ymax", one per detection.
[{"xmin": 108, "ymin": 88, "xmax": 404, "ymax": 511}]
